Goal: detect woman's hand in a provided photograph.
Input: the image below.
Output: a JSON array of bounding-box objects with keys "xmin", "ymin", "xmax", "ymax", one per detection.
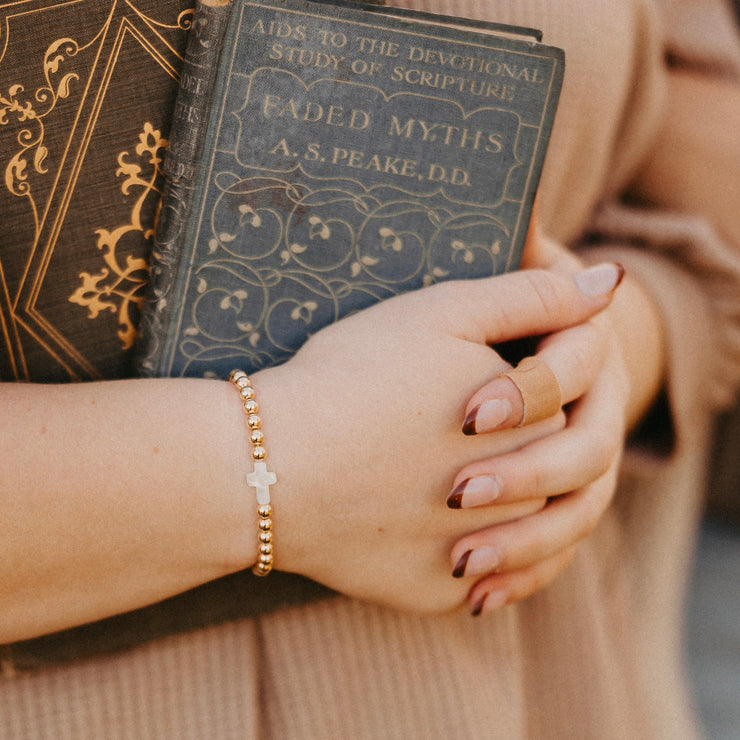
[
  {"xmin": 449, "ymin": 309, "xmax": 630, "ymax": 614},
  {"xmin": 444, "ymin": 224, "xmax": 633, "ymax": 613},
  {"xmin": 254, "ymin": 265, "xmax": 624, "ymax": 615}
]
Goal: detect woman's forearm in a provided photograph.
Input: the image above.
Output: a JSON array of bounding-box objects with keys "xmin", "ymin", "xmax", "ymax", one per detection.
[
  {"xmin": 1, "ymin": 378, "xmax": 257, "ymax": 642},
  {"xmin": 1, "ymin": 267, "xmax": 626, "ymax": 639}
]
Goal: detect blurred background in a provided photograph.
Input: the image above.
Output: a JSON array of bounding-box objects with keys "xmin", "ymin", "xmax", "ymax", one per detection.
[
  {"xmin": 685, "ymin": 5, "xmax": 739, "ymax": 736},
  {"xmin": 687, "ymin": 405, "xmax": 740, "ymax": 739}
]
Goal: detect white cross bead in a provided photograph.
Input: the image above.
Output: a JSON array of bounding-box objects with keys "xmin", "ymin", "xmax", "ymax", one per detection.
[{"xmin": 247, "ymin": 461, "xmax": 277, "ymax": 505}]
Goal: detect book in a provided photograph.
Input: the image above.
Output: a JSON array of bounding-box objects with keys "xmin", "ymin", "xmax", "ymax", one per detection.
[
  {"xmin": 1, "ymin": 0, "xmax": 563, "ymax": 672},
  {"xmin": 0, "ymin": 0, "xmax": 322, "ymax": 674},
  {"xmin": 137, "ymin": 0, "xmax": 564, "ymax": 379},
  {"xmin": 0, "ymin": 0, "xmax": 259, "ymax": 671},
  {"xmin": 0, "ymin": 0, "xmax": 191, "ymax": 382}
]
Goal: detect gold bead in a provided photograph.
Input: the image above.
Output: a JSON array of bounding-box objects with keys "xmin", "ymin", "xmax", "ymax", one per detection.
[
  {"xmin": 258, "ymin": 504, "xmax": 272, "ymax": 518},
  {"xmin": 259, "ymin": 553, "xmax": 273, "ymax": 565},
  {"xmin": 252, "ymin": 445, "xmax": 266, "ymax": 460},
  {"xmin": 259, "ymin": 531, "xmax": 273, "ymax": 543},
  {"xmin": 244, "ymin": 398, "xmax": 259, "ymax": 415},
  {"xmin": 253, "ymin": 563, "xmax": 271, "ymax": 576},
  {"xmin": 229, "ymin": 369, "xmax": 246, "ymax": 382},
  {"xmin": 250, "ymin": 429, "xmax": 265, "ymax": 445},
  {"xmin": 247, "ymin": 413, "xmax": 261, "ymax": 429},
  {"xmin": 258, "ymin": 517, "xmax": 272, "ymax": 531},
  {"xmin": 239, "ymin": 385, "xmax": 255, "ymax": 400},
  {"xmin": 260, "ymin": 543, "xmax": 273, "ymax": 555}
]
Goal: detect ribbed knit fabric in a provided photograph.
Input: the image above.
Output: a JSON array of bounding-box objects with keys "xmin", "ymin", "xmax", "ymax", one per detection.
[
  {"xmin": 0, "ymin": 620, "xmax": 260, "ymax": 739},
  {"xmin": 1, "ymin": 1, "xmax": 739, "ymax": 737},
  {"xmin": 259, "ymin": 598, "xmax": 526, "ymax": 739}
]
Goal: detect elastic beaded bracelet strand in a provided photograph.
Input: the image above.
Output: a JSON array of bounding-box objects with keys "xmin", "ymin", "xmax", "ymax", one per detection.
[{"xmin": 229, "ymin": 369, "xmax": 277, "ymax": 576}]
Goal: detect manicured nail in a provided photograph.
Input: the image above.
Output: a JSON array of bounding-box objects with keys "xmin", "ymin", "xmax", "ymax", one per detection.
[
  {"xmin": 452, "ymin": 550, "xmax": 472, "ymax": 578},
  {"xmin": 573, "ymin": 262, "xmax": 625, "ymax": 297},
  {"xmin": 462, "ymin": 398, "xmax": 512, "ymax": 435},
  {"xmin": 462, "ymin": 546, "xmax": 501, "ymax": 577},
  {"xmin": 447, "ymin": 475, "xmax": 502, "ymax": 509},
  {"xmin": 471, "ymin": 593, "xmax": 487, "ymax": 616},
  {"xmin": 471, "ymin": 590, "xmax": 507, "ymax": 616},
  {"xmin": 453, "ymin": 546, "xmax": 501, "ymax": 579}
]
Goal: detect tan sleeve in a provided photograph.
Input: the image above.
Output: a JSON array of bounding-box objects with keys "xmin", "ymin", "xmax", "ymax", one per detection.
[
  {"xmin": 653, "ymin": 0, "xmax": 740, "ymax": 76},
  {"xmin": 582, "ymin": 2, "xmax": 740, "ymax": 417},
  {"xmin": 398, "ymin": 0, "xmax": 740, "ymax": 414}
]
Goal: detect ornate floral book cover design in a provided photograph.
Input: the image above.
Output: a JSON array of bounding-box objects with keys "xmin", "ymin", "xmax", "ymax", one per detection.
[
  {"xmin": 139, "ymin": 0, "xmax": 564, "ymax": 378},
  {"xmin": 0, "ymin": 0, "xmax": 192, "ymax": 382}
]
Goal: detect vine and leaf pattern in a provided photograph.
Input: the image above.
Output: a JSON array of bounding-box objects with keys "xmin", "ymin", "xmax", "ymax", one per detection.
[
  {"xmin": 69, "ymin": 123, "xmax": 167, "ymax": 350},
  {"xmin": 1, "ymin": 36, "xmax": 83, "ymax": 235},
  {"xmin": 176, "ymin": 173, "xmax": 510, "ymax": 375},
  {"xmin": 0, "ymin": 0, "xmax": 192, "ymax": 222},
  {"xmin": 0, "ymin": 3, "xmax": 192, "ymax": 365},
  {"xmin": 1, "ymin": 30, "xmax": 158, "ymax": 352}
]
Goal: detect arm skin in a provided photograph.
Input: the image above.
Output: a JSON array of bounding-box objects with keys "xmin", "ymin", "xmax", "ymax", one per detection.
[
  {"xmin": 1, "ymin": 378, "xmax": 258, "ymax": 641},
  {"xmin": 0, "ymin": 267, "xmax": 616, "ymax": 643}
]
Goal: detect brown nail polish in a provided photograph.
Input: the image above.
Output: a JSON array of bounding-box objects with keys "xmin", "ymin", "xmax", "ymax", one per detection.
[
  {"xmin": 446, "ymin": 480, "xmax": 468, "ymax": 509},
  {"xmin": 462, "ymin": 407, "xmax": 479, "ymax": 435},
  {"xmin": 452, "ymin": 550, "xmax": 472, "ymax": 578},
  {"xmin": 464, "ymin": 399, "xmax": 513, "ymax": 435},
  {"xmin": 471, "ymin": 593, "xmax": 488, "ymax": 616},
  {"xmin": 614, "ymin": 263, "xmax": 626, "ymax": 290}
]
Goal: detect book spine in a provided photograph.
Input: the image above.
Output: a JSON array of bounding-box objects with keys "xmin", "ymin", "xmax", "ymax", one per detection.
[{"xmin": 136, "ymin": 0, "xmax": 233, "ymax": 376}]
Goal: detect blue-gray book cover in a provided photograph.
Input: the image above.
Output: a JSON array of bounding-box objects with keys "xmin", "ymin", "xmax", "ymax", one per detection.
[{"xmin": 138, "ymin": 0, "xmax": 564, "ymax": 378}]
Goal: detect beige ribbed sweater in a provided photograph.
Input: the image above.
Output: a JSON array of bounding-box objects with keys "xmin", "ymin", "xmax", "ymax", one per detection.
[{"xmin": 2, "ymin": 1, "xmax": 739, "ymax": 737}]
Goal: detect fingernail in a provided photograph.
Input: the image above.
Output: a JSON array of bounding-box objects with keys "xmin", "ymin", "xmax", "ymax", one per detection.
[
  {"xmin": 573, "ymin": 262, "xmax": 625, "ymax": 297},
  {"xmin": 472, "ymin": 590, "xmax": 507, "ymax": 616},
  {"xmin": 462, "ymin": 398, "xmax": 512, "ymax": 435},
  {"xmin": 462, "ymin": 546, "xmax": 501, "ymax": 577},
  {"xmin": 447, "ymin": 475, "xmax": 502, "ymax": 509},
  {"xmin": 471, "ymin": 593, "xmax": 487, "ymax": 616},
  {"xmin": 452, "ymin": 550, "xmax": 472, "ymax": 578}
]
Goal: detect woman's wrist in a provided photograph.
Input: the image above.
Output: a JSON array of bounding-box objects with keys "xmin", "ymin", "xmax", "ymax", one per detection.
[{"xmin": 0, "ymin": 377, "xmax": 263, "ymax": 641}]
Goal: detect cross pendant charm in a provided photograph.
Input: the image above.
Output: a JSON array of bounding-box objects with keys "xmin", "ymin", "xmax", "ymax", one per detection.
[{"xmin": 247, "ymin": 461, "xmax": 277, "ymax": 505}]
